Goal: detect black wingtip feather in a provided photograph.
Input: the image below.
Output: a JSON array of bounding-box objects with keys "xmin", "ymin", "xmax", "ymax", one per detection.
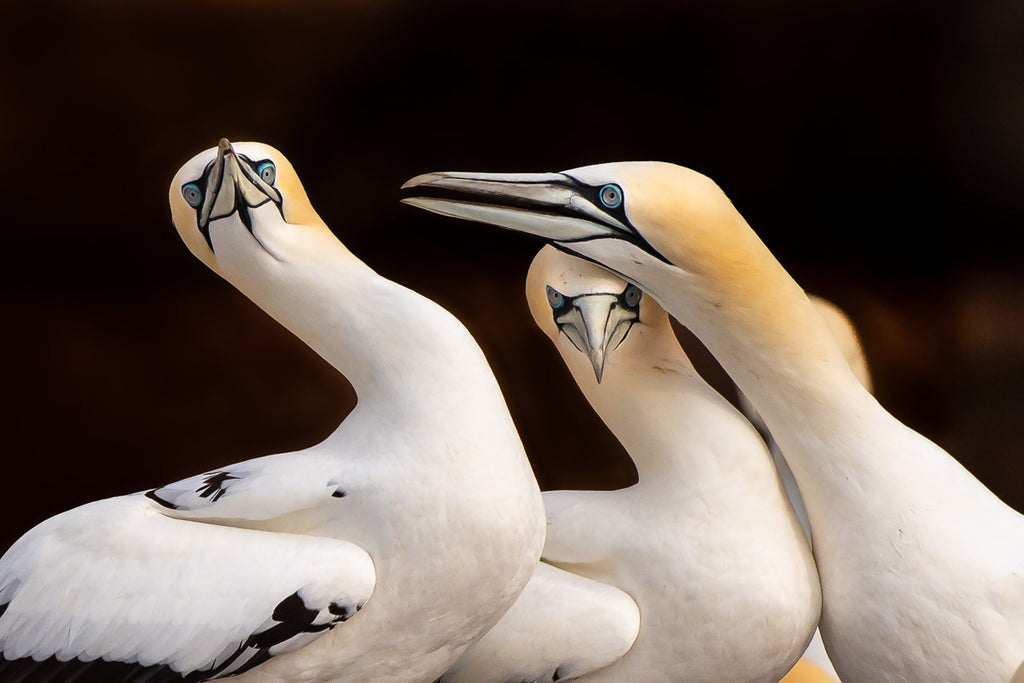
[
  {"xmin": 144, "ymin": 489, "xmax": 179, "ymax": 510},
  {"xmin": 0, "ymin": 655, "xmax": 208, "ymax": 683}
]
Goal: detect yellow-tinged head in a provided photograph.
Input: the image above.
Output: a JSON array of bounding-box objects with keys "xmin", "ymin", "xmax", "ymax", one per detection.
[
  {"xmin": 561, "ymin": 161, "xmax": 761, "ymax": 277},
  {"xmin": 401, "ymin": 161, "xmax": 764, "ymax": 286},
  {"xmin": 169, "ymin": 139, "xmax": 327, "ymax": 271},
  {"xmin": 402, "ymin": 161, "xmax": 816, "ymax": 356}
]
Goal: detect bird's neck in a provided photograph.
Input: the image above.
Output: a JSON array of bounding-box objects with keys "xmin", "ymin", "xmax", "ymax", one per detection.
[
  {"xmin": 215, "ymin": 228, "xmax": 514, "ymax": 434},
  {"xmin": 645, "ymin": 221, "xmax": 1003, "ymax": 534},
  {"xmin": 565, "ymin": 330, "xmax": 778, "ymax": 493}
]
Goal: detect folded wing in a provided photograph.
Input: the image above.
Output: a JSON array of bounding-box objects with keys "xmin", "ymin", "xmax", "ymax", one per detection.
[
  {"xmin": 0, "ymin": 494, "xmax": 374, "ymax": 681},
  {"xmin": 439, "ymin": 562, "xmax": 639, "ymax": 683}
]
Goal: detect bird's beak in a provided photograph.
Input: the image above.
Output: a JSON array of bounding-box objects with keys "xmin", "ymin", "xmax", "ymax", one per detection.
[
  {"xmin": 400, "ymin": 171, "xmax": 634, "ymax": 244},
  {"xmin": 198, "ymin": 138, "xmax": 281, "ymax": 234},
  {"xmin": 556, "ymin": 294, "xmax": 637, "ymax": 383}
]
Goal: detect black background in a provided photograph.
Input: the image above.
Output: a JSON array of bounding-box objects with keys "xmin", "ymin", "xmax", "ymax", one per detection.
[{"xmin": 1, "ymin": 0, "xmax": 1022, "ymax": 552}]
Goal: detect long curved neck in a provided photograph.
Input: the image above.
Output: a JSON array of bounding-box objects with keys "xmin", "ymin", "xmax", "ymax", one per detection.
[
  {"xmin": 619, "ymin": 220, "xmax": 1001, "ymax": 531},
  {"xmin": 558, "ymin": 323, "xmax": 775, "ymax": 494},
  {"xmin": 212, "ymin": 225, "xmax": 514, "ymax": 439},
  {"xmin": 679, "ymin": 235, "xmax": 870, "ymax": 428}
]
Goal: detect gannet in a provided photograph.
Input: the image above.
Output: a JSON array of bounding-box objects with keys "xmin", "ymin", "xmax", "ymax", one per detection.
[
  {"xmin": 738, "ymin": 295, "xmax": 873, "ymax": 682},
  {"xmin": 0, "ymin": 140, "xmax": 546, "ymax": 682},
  {"xmin": 443, "ymin": 245, "xmax": 819, "ymax": 682},
  {"xmin": 401, "ymin": 162, "xmax": 1024, "ymax": 681}
]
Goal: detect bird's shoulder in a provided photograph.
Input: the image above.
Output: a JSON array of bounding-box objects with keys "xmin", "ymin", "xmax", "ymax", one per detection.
[{"xmin": 145, "ymin": 451, "xmax": 353, "ymax": 522}]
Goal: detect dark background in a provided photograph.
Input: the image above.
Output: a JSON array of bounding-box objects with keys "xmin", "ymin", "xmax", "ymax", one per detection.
[{"xmin": 1, "ymin": 0, "xmax": 1022, "ymax": 552}]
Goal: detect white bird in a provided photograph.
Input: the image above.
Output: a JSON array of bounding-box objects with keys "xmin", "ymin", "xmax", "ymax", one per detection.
[
  {"xmin": 402, "ymin": 163, "xmax": 1024, "ymax": 682},
  {"xmin": 0, "ymin": 140, "xmax": 546, "ymax": 682},
  {"xmin": 443, "ymin": 245, "xmax": 820, "ymax": 682},
  {"xmin": 738, "ymin": 295, "xmax": 873, "ymax": 682}
]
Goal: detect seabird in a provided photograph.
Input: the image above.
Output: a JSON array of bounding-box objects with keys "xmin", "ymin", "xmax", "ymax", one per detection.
[
  {"xmin": 737, "ymin": 295, "xmax": 873, "ymax": 682},
  {"xmin": 442, "ymin": 245, "xmax": 820, "ymax": 682},
  {"xmin": 402, "ymin": 162, "xmax": 1024, "ymax": 682},
  {"xmin": 0, "ymin": 140, "xmax": 546, "ymax": 682}
]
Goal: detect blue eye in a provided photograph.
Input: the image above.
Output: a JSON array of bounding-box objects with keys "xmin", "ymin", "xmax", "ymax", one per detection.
[
  {"xmin": 546, "ymin": 286, "xmax": 564, "ymax": 309},
  {"xmin": 599, "ymin": 184, "xmax": 623, "ymax": 209},
  {"xmin": 623, "ymin": 284, "xmax": 642, "ymax": 308},
  {"xmin": 182, "ymin": 183, "xmax": 202, "ymax": 208},
  {"xmin": 257, "ymin": 161, "xmax": 276, "ymax": 185}
]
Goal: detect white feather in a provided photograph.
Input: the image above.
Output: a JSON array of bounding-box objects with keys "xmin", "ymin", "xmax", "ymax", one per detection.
[{"xmin": 0, "ymin": 495, "xmax": 374, "ymax": 674}]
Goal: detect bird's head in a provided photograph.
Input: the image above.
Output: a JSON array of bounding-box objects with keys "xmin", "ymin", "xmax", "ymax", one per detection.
[
  {"xmin": 526, "ymin": 245, "xmax": 673, "ymax": 384},
  {"xmin": 169, "ymin": 139, "xmax": 327, "ymax": 272},
  {"xmin": 401, "ymin": 161, "xmax": 756, "ymax": 286}
]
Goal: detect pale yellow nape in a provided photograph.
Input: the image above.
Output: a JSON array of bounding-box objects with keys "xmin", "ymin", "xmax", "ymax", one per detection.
[
  {"xmin": 574, "ymin": 161, "xmax": 829, "ymax": 359},
  {"xmin": 167, "ymin": 141, "xmax": 328, "ymax": 270},
  {"xmin": 588, "ymin": 162, "xmax": 765, "ymax": 282},
  {"xmin": 808, "ymin": 294, "xmax": 873, "ymax": 392}
]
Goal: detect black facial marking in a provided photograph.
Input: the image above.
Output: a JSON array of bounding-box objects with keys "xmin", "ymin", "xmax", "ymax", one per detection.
[
  {"xmin": 182, "ymin": 154, "xmax": 281, "ymax": 251},
  {"xmin": 145, "ymin": 489, "xmax": 179, "ymax": 510},
  {"xmin": 546, "ymin": 285, "xmax": 573, "ymax": 317},
  {"xmin": 184, "ymin": 159, "xmax": 215, "ymax": 212},
  {"xmin": 402, "ymin": 173, "xmax": 673, "ymax": 264},
  {"xmin": 560, "ymin": 175, "xmax": 672, "ymax": 265},
  {"xmin": 195, "ymin": 471, "xmax": 239, "ymax": 502},
  {"xmin": 548, "ymin": 282, "xmax": 643, "ymax": 350}
]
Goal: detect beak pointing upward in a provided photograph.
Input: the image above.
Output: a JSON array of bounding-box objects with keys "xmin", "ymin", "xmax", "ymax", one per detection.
[
  {"xmin": 198, "ymin": 138, "xmax": 281, "ymax": 236},
  {"xmin": 400, "ymin": 171, "xmax": 633, "ymax": 244}
]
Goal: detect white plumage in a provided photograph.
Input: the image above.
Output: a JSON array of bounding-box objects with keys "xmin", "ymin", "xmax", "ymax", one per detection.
[
  {"xmin": 441, "ymin": 562, "xmax": 641, "ymax": 682},
  {"xmin": 0, "ymin": 140, "xmax": 545, "ymax": 682},
  {"xmin": 1, "ymin": 496, "xmax": 374, "ymax": 676},
  {"xmin": 402, "ymin": 162, "xmax": 1024, "ymax": 681},
  {"xmin": 443, "ymin": 245, "xmax": 820, "ymax": 682},
  {"xmin": 737, "ymin": 295, "xmax": 873, "ymax": 682}
]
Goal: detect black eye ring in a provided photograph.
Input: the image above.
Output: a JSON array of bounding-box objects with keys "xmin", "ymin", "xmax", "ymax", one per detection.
[
  {"xmin": 599, "ymin": 184, "xmax": 623, "ymax": 209},
  {"xmin": 546, "ymin": 286, "xmax": 565, "ymax": 309},
  {"xmin": 182, "ymin": 183, "xmax": 203, "ymax": 208}
]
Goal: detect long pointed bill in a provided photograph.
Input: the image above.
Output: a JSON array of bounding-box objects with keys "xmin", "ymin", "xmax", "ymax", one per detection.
[
  {"xmin": 556, "ymin": 293, "xmax": 638, "ymax": 383},
  {"xmin": 400, "ymin": 171, "xmax": 633, "ymax": 244},
  {"xmin": 199, "ymin": 138, "xmax": 282, "ymax": 234}
]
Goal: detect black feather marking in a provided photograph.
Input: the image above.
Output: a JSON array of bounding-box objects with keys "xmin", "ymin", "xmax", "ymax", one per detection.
[
  {"xmin": 0, "ymin": 589, "xmax": 362, "ymax": 683},
  {"xmin": 201, "ymin": 590, "xmax": 355, "ymax": 679},
  {"xmin": 144, "ymin": 489, "xmax": 178, "ymax": 510},
  {"xmin": 331, "ymin": 488, "xmax": 346, "ymax": 498},
  {"xmin": 195, "ymin": 471, "xmax": 239, "ymax": 502},
  {"xmin": 61, "ymin": 658, "xmax": 101, "ymax": 683},
  {"xmin": 0, "ymin": 593, "xmax": 364, "ymax": 683},
  {"xmin": 272, "ymin": 591, "xmax": 318, "ymax": 623},
  {"xmin": 0, "ymin": 602, "xmax": 7, "ymax": 619},
  {"xmin": 328, "ymin": 601, "xmax": 354, "ymax": 621},
  {"xmin": 0, "ymin": 655, "xmax": 209, "ymax": 683}
]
